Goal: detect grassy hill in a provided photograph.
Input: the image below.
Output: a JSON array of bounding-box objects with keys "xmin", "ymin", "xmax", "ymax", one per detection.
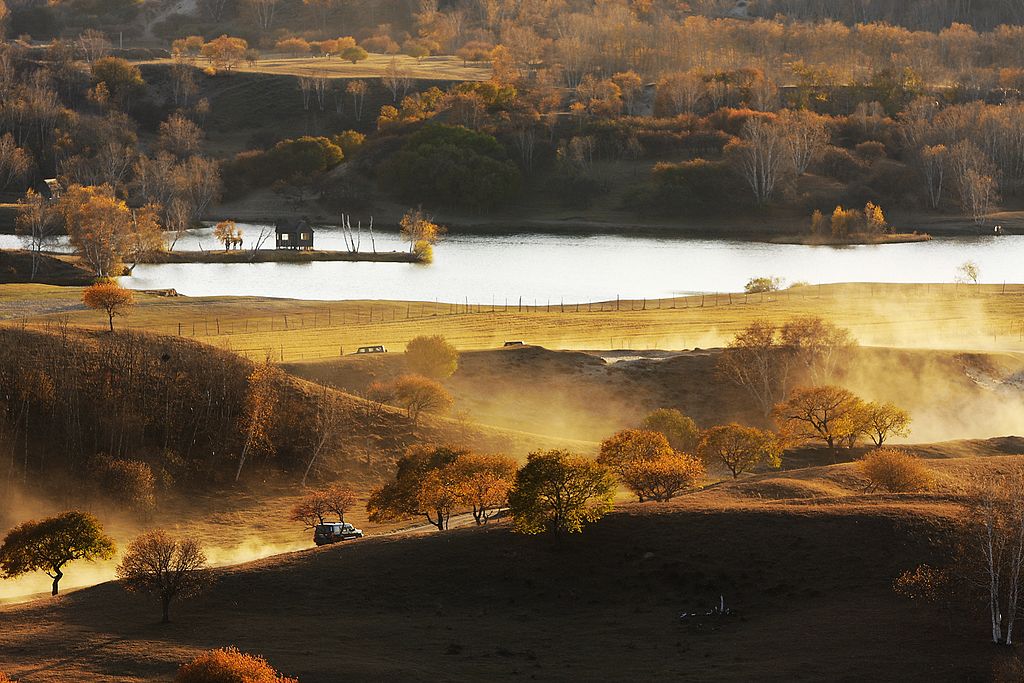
[{"xmin": 1, "ymin": 453, "xmax": 1015, "ymax": 682}]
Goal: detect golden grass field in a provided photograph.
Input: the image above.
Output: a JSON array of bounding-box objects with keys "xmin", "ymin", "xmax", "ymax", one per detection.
[
  {"xmin": 3, "ymin": 282, "xmax": 1024, "ymax": 362},
  {"xmin": 142, "ymin": 53, "xmax": 492, "ymax": 82}
]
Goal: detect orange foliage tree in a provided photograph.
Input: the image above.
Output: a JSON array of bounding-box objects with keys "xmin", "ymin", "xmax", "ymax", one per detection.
[
  {"xmin": 58, "ymin": 184, "xmax": 163, "ymax": 277},
  {"xmin": 82, "ymin": 281, "xmax": 135, "ymax": 332}
]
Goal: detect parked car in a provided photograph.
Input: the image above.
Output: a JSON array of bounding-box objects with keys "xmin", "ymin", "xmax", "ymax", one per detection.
[
  {"xmin": 313, "ymin": 522, "xmax": 364, "ymax": 546},
  {"xmin": 356, "ymin": 345, "xmax": 387, "ymax": 354},
  {"xmin": 503, "ymin": 340, "xmax": 525, "ymax": 347}
]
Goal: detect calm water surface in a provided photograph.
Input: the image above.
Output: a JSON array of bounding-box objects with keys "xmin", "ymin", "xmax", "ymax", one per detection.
[{"xmin": 4, "ymin": 225, "xmax": 1022, "ymax": 303}]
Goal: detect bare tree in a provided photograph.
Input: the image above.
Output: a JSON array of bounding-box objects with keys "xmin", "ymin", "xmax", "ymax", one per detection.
[
  {"xmin": 15, "ymin": 189, "xmax": 58, "ymax": 281},
  {"xmin": 382, "ymin": 58, "xmax": 412, "ymax": 102},
  {"xmin": 116, "ymin": 531, "xmax": 210, "ymax": 623},
  {"xmin": 919, "ymin": 144, "xmax": 947, "ymax": 210},
  {"xmin": 78, "ymin": 29, "xmax": 112, "ymax": 64},
  {"xmin": 779, "ymin": 109, "xmax": 828, "ymax": 175},
  {"xmin": 730, "ymin": 118, "xmax": 788, "ymax": 205}
]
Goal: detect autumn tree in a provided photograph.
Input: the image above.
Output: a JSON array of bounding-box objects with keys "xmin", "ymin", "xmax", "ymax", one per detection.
[
  {"xmin": 452, "ymin": 453, "xmax": 517, "ymax": 524},
  {"xmin": 405, "ymin": 334, "xmax": 459, "ymax": 379},
  {"xmin": 82, "ymin": 281, "xmax": 135, "ymax": 332},
  {"xmin": 773, "ymin": 385, "xmax": 867, "ymax": 452},
  {"xmin": 598, "ymin": 429, "xmax": 686, "ymax": 500},
  {"xmin": 508, "ymin": 450, "xmax": 616, "ymax": 536},
  {"xmin": 290, "ymin": 485, "xmax": 356, "ymax": 527},
  {"xmin": 91, "ymin": 57, "xmax": 145, "ymax": 110},
  {"xmin": 158, "ymin": 113, "xmax": 203, "ymax": 159},
  {"xmin": 201, "ymin": 35, "xmax": 249, "ymax": 72},
  {"xmin": 214, "ymin": 219, "xmax": 242, "ymax": 251},
  {"xmin": 717, "ymin": 320, "xmax": 794, "ymax": 416},
  {"xmin": 57, "ymin": 184, "xmax": 165, "ymax": 276},
  {"xmin": 641, "ymin": 408, "xmax": 700, "ymax": 453},
  {"xmin": 389, "ymin": 374, "xmax": 453, "ymax": 423},
  {"xmin": 698, "ymin": 424, "xmax": 782, "ymax": 478},
  {"xmin": 779, "ymin": 316, "xmax": 856, "ymax": 384},
  {"xmin": 620, "ymin": 452, "xmax": 705, "ymax": 502},
  {"xmin": 0, "ymin": 132, "xmax": 31, "ymax": 191},
  {"xmin": 399, "ymin": 208, "xmax": 444, "ymax": 258},
  {"xmin": 367, "ymin": 445, "xmax": 467, "ymax": 531},
  {"xmin": 117, "ymin": 531, "xmax": 210, "ymax": 623},
  {"xmin": 235, "ymin": 359, "xmax": 281, "ymax": 481},
  {"xmin": 341, "ymin": 45, "xmax": 369, "ymax": 64},
  {"xmin": 0, "ymin": 511, "xmax": 115, "ymax": 595},
  {"xmin": 861, "ymin": 402, "xmax": 912, "ymax": 447}
]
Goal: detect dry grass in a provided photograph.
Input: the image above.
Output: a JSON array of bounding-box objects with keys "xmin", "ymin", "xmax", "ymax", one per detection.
[
  {"xmin": 0, "ymin": 455, "xmax": 1008, "ymax": 682},
  {"xmin": 3, "ymin": 282, "xmax": 1024, "ymax": 362},
  {"xmin": 141, "ymin": 53, "xmax": 492, "ymax": 82}
]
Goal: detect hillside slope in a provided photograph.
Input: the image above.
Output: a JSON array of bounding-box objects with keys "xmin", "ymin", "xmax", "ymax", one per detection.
[{"xmin": 0, "ymin": 457, "xmax": 1008, "ymax": 682}]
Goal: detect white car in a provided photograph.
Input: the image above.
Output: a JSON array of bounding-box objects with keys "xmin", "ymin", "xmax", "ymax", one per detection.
[{"xmin": 313, "ymin": 522, "xmax": 364, "ymax": 546}]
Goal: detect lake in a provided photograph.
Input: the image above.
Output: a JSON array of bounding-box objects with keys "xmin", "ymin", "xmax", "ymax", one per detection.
[{"xmin": 3, "ymin": 224, "xmax": 1022, "ymax": 303}]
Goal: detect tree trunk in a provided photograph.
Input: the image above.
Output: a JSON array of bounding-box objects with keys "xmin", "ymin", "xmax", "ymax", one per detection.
[
  {"xmin": 108, "ymin": 312, "xmax": 114, "ymax": 333},
  {"xmin": 51, "ymin": 568, "xmax": 63, "ymax": 595},
  {"xmin": 161, "ymin": 595, "xmax": 171, "ymax": 623}
]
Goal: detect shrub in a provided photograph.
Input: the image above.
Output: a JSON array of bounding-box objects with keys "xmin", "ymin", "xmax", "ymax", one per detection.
[
  {"xmin": 744, "ymin": 276, "xmax": 783, "ymax": 293},
  {"xmin": 859, "ymin": 448, "xmax": 930, "ymax": 492},
  {"xmin": 404, "ymin": 335, "xmax": 458, "ymax": 378},
  {"xmin": 90, "ymin": 454, "xmax": 157, "ymax": 513},
  {"xmin": 815, "ymin": 145, "xmax": 868, "ymax": 182},
  {"xmin": 854, "ymin": 140, "xmax": 888, "ymax": 162},
  {"xmin": 176, "ymin": 647, "xmax": 297, "ymax": 683},
  {"xmin": 388, "ymin": 374, "xmax": 452, "ymax": 422},
  {"xmin": 638, "ymin": 158, "xmax": 745, "ymax": 215}
]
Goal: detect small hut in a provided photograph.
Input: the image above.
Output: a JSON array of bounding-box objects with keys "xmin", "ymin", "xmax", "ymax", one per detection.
[{"xmin": 275, "ymin": 218, "xmax": 315, "ymax": 250}]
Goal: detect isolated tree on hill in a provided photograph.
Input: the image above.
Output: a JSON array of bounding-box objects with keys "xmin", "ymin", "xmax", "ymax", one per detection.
[
  {"xmin": 389, "ymin": 374, "xmax": 453, "ymax": 423},
  {"xmin": 82, "ymin": 281, "xmax": 135, "ymax": 332},
  {"xmin": 0, "ymin": 511, "xmax": 115, "ymax": 595},
  {"xmin": 405, "ymin": 334, "xmax": 459, "ymax": 379},
  {"xmin": 861, "ymin": 402, "xmax": 912, "ymax": 447},
  {"xmin": 508, "ymin": 450, "xmax": 616, "ymax": 536},
  {"xmin": 367, "ymin": 445, "xmax": 468, "ymax": 531},
  {"xmin": 452, "ymin": 453, "xmax": 517, "ymax": 524},
  {"xmin": 117, "ymin": 531, "xmax": 210, "ymax": 623},
  {"xmin": 641, "ymin": 408, "xmax": 700, "ymax": 453},
  {"xmin": 773, "ymin": 385, "xmax": 867, "ymax": 452},
  {"xmin": 698, "ymin": 424, "xmax": 782, "ymax": 479},
  {"xmin": 341, "ymin": 45, "xmax": 369, "ymax": 64}
]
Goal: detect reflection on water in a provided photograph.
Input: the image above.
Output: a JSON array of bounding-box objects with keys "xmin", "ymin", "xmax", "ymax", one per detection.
[{"xmin": 3, "ymin": 224, "xmax": 1022, "ymax": 303}]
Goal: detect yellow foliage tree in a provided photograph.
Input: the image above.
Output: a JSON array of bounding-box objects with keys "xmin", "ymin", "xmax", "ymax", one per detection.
[{"xmin": 82, "ymin": 281, "xmax": 135, "ymax": 332}]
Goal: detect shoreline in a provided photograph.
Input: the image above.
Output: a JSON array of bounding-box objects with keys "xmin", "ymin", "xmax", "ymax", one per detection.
[{"xmin": 138, "ymin": 249, "xmax": 423, "ymax": 264}]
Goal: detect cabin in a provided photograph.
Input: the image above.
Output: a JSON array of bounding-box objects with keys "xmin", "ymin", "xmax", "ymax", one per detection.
[{"xmin": 275, "ymin": 218, "xmax": 315, "ymax": 250}]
